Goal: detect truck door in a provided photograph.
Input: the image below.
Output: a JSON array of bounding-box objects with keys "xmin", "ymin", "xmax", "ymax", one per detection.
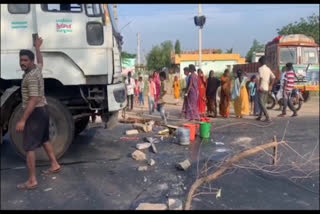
[
  {"xmin": 1, "ymin": 4, "xmax": 36, "ymax": 80},
  {"xmin": 34, "ymin": 4, "xmax": 111, "ymax": 77}
]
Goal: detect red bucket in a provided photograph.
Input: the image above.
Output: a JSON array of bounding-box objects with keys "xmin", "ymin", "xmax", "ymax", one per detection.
[{"xmin": 183, "ymin": 123, "xmax": 196, "ymax": 141}]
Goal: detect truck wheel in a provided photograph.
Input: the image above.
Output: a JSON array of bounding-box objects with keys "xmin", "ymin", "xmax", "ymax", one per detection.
[
  {"xmin": 75, "ymin": 116, "xmax": 90, "ymax": 135},
  {"xmin": 8, "ymin": 97, "xmax": 74, "ymax": 162},
  {"xmin": 103, "ymin": 111, "xmax": 119, "ymax": 129}
]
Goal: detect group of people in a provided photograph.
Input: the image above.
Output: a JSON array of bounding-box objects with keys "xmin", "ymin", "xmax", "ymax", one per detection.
[
  {"xmin": 125, "ymin": 70, "xmax": 168, "ymax": 125},
  {"xmin": 125, "ymin": 56, "xmax": 298, "ymax": 125},
  {"xmin": 180, "ymin": 56, "xmax": 298, "ymax": 122},
  {"xmin": 125, "ymin": 73, "xmax": 145, "ymax": 108},
  {"xmin": 181, "ymin": 64, "xmax": 222, "ymax": 121}
]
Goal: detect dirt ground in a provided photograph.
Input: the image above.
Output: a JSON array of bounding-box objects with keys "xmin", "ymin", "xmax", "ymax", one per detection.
[{"xmin": 1, "ymin": 95, "xmax": 319, "ymax": 210}]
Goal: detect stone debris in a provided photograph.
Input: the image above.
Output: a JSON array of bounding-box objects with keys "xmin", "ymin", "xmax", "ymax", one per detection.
[
  {"xmin": 136, "ymin": 143, "xmax": 151, "ymax": 150},
  {"xmin": 148, "ymin": 158, "xmax": 155, "ymax": 166},
  {"xmin": 44, "ymin": 188, "xmax": 52, "ymax": 192},
  {"xmin": 150, "ymin": 142, "xmax": 158, "ymax": 153},
  {"xmin": 143, "ymin": 176, "xmax": 147, "ymax": 182},
  {"xmin": 126, "ymin": 129, "xmax": 139, "ymax": 136},
  {"xmin": 138, "ymin": 166, "xmax": 148, "ymax": 171},
  {"xmin": 168, "ymin": 198, "xmax": 183, "ymax": 210},
  {"xmin": 136, "ymin": 203, "xmax": 167, "ymax": 210},
  {"xmin": 132, "ymin": 150, "xmax": 147, "ymax": 161},
  {"xmin": 176, "ymin": 159, "xmax": 191, "ymax": 171}
]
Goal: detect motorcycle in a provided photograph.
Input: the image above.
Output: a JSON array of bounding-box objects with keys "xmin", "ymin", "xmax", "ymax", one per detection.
[
  {"xmin": 267, "ymin": 84, "xmax": 304, "ymax": 112},
  {"xmin": 267, "ymin": 63, "xmax": 312, "ymax": 111}
]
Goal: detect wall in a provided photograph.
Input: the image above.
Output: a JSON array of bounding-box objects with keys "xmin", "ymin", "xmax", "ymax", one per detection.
[{"xmin": 179, "ymin": 60, "xmax": 238, "ymax": 77}]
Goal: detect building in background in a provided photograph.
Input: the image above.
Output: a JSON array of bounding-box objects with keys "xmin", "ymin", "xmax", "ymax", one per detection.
[
  {"xmin": 171, "ymin": 49, "xmax": 246, "ymax": 77},
  {"xmin": 251, "ymin": 52, "xmax": 265, "ymax": 63}
]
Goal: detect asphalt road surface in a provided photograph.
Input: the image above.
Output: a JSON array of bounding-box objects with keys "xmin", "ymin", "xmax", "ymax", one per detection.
[{"xmin": 1, "ymin": 97, "xmax": 319, "ymax": 210}]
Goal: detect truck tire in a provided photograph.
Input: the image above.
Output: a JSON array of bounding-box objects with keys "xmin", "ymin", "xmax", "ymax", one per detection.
[
  {"xmin": 8, "ymin": 97, "xmax": 74, "ymax": 162},
  {"xmin": 75, "ymin": 116, "xmax": 89, "ymax": 135}
]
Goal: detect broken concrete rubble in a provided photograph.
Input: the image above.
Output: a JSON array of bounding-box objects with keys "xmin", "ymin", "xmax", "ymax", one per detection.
[
  {"xmin": 148, "ymin": 158, "xmax": 155, "ymax": 166},
  {"xmin": 176, "ymin": 159, "xmax": 191, "ymax": 171},
  {"xmin": 135, "ymin": 203, "xmax": 167, "ymax": 210},
  {"xmin": 137, "ymin": 166, "xmax": 148, "ymax": 171},
  {"xmin": 168, "ymin": 198, "xmax": 183, "ymax": 210},
  {"xmin": 131, "ymin": 150, "xmax": 147, "ymax": 161},
  {"xmin": 136, "ymin": 143, "xmax": 151, "ymax": 150},
  {"xmin": 150, "ymin": 142, "xmax": 158, "ymax": 153},
  {"xmin": 126, "ymin": 129, "xmax": 139, "ymax": 135},
  {"xmin": 133, "ymin": 121, "xmax": 154, "ymax": 133}
]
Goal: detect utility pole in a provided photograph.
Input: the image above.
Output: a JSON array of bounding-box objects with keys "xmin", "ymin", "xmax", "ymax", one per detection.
[
  {"xmin": 198, "ymin": 4, "xmax": 202, "ymax": 69},
  {"xmin": 113, "ymin": 4, "xmax": 118, "ymax": 27},
  {"xmin": 136, "ymin": 32, "xmax": 141, "ymax": 74}
]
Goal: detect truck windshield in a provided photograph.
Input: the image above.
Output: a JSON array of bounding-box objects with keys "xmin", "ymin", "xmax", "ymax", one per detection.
[
  {"xmin": 279, "ymin": 47, "xmax": 297, "ymax": 64},
  {"xmin": 302, "ymin": 47, "xmax": 319, "ymax": 64}
]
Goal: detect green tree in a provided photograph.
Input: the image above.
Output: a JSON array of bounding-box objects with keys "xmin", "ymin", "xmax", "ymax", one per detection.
[
  {"xmin": 225, "ymin": 48, "xmax": 233, "ymax": 53},
  {"xmin": 121, "ymin": 51, "xmax": 136, "ymax": 65},
  {"xmin": 245, "ymin": 39, "xmax": 265, "ymax": 62},
  {"xmin": 174, "ymin": 40, "xmax": 181, "ymax": 55},
  {"xmin": 147, "ymin": 40, "xmax": 173, "ymax": 72},
  {"xmin": 277, "ymin": 13, "xmax": 319, "ymax": 44},
  {"xmin": 216, "ymin": 49, "xmax": 223, "ymax": 54}
]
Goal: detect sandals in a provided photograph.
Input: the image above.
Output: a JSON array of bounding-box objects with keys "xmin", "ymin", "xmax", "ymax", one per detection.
[
  {"xmin": 17, "ymin": 182, "xmax": 38, "ymax": 190},
  {"xmin": 42, "ymin": 167, "xmax": 62, "ymax": 175}
]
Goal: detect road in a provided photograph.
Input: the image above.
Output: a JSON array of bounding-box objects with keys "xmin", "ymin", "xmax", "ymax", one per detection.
[{"xmin": 1, "ymin": 96, "xmax": 319, "ymax": 210}]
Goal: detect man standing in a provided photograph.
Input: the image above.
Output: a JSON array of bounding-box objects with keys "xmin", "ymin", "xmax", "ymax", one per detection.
[
  {"xmin": 256, "ymin": 56, "xmax": 275, "ymax": 122},
  {"xmin": 181, "ymin": 67, "xmax": 190, "ymax": 118},
  {"xmin": 16, "ymin": 37, "xmax": 61, "ymax": 190},
  {"xmin": 125, "ymin": 71, "xmax": 135, "ymax": 111},
  {"xmin": 278, "ymin": 63, "xmax": 297, "ymax": 117}
]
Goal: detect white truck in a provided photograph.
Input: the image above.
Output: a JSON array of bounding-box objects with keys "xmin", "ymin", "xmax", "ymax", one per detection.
[{"xmin": 0, "ymin": 4, "xmax": 126, "ymax": 161}]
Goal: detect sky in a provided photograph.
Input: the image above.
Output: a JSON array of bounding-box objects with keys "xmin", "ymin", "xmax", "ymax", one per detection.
[{"xmin": 117, "ymin": 4, "xmax": 319, "ymax": 62}]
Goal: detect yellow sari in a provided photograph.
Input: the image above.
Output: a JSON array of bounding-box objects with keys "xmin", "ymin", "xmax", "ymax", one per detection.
[{"xmin": 234, "ymin": 82, "xmax": 250, "ymax": 117}]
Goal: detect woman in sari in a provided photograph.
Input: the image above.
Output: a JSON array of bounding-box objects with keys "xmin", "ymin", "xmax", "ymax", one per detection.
[
  {"xmin": 153, "ymin": 71, "xmax": 161, "ymax": 108},
  {"xmin": 198, "ymin": 70, "xmax": 207, "ymax": 117},
  {"xmin": 173, "ymin": 75, "xmax": 180, "ymax": 105},
  {"xmin": 232, "ymin": 70, "xmax": 250, "ymax": 118},
  {"xmin": 219, "ymin": 69, "xmax": 232, "ymax": 118},
  {"xmin": 185, "ymin": 64, "xmax": 200, "ymax": 121},
  {"xmin": 206, "ymin": 70, "xmax": 220, "ymax": 117}
]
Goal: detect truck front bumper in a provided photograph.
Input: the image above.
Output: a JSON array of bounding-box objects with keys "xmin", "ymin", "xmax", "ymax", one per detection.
[{"xmin": 107, "ymin": 83, "xmax": 126, "ymax": 112}]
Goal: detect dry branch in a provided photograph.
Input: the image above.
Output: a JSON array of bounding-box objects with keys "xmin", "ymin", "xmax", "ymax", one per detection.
[{"xmin": 185, "ymin": 140, "xmax": 284, "ymax": 210}]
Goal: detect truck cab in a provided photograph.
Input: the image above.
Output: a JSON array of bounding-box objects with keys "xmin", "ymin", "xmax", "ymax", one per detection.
[{"xmin": 1, "ymin": 4, "xmax": 126, "ymax": 161}]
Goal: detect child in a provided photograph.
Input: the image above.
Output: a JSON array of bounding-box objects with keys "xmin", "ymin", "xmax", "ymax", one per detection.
[
  {"xmin": 138, "ymin": 76, "xmax": 145, "ymax": 106},
  {"xmin": 148, "ymin": 75, "xmax": 156, "ymax": 114},
  {"xmin": 248, "ymin": 75, "xmax": 257, "ymax": 115},
  {"xmin": 157, "ymin": 71, "xmax": 168, "ymax": 125},
  {"xmin": 173, "ymin": 75, "xmax": 180, "ymax": 105}
]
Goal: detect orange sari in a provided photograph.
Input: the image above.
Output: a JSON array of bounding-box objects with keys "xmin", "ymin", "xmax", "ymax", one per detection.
[
  {"xmin": 198, "ymin": 76, "xmax": 207, "ymax": 116},
  {"xmin": 219, "ymin": 75, "xmax": 231, "ymax": 117}
]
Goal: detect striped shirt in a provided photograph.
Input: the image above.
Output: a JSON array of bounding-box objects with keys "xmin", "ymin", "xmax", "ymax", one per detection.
[
  {"xmin": 21, "ymin": 64, "xmax": 47, "ymax": 109},
  {"xmin": 284, "ymin": 70, "xmax": 295, "ymax": 92}
]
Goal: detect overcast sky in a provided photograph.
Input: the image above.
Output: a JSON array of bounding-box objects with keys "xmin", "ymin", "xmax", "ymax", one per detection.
[{"xmin": 117, "ymin": 4, "xmax": 319, "ymax": 61}]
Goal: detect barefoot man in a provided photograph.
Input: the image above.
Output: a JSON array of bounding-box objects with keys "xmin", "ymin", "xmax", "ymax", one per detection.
[{"xmin": 16, "ymin": 37, "xmax": 61, "ymax": 190}]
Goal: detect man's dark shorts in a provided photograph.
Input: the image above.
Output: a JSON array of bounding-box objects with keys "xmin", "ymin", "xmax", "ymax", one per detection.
[{"xmin": 23, "ymin": 106, "xmax": 49, "ymax": 152}]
